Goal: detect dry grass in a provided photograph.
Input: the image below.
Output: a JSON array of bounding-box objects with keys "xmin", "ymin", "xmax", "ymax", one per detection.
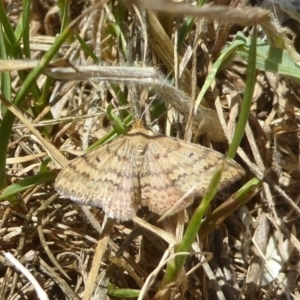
[{"xmin": 1, "ymin": 0, "xmax": 300, "ymax": 299}]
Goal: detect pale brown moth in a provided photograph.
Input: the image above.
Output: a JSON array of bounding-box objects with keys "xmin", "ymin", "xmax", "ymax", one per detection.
[{"xmin": 55, "ymin": 119, "xmax": 245, "ymax": 221}]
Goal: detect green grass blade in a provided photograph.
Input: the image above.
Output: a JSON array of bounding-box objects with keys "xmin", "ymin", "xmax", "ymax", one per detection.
[
  {"xmin": 227, "ymin": 26, "xmax": 257, "ymax": 158},
  {"xmin": 199, "ymin": 178, "xmax": 261, "ymax": 239},
  {"xmin": 236, "ymin": 36, "xmax": 300, "ymax": 83},
  {"xmin": 75, "ymin": 33, "xmax": 100, "ymax": 63},
  {"xmin": 161, "ymin": 162, "xmax": 225, "ymax": 288},
  {"xmin": 0, "ymin": 29, "xmax": 11, "ymax": 116},
  {"xmin": 22, "ymin": 0, "xmax": 31, "ymax": 58},
  {"xmin": 0, "ymin": 19, "xmax": 76, "ymax": 190},
  {"xmin": 194, "ymin": 35, "xmax": 246, "ymax": 113},
  {"xmin": 108, "ymin": 284, "xmax": 140, "ymax": 298},
  {"xmin": 0, "ymin": 171, "xmax": 56, "ymax": 201},
  {"xmin": 87, "ymin": 114, "xmax": 133, "ymax": 151}
]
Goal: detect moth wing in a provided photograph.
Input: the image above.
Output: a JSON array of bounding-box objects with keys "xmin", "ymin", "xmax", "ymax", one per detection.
[
  {"xmin": 55, "ymin": 137, "xmax": 140, "ymax": 221},
  {"xmin": 140, "ymin": 144, "xmax": 194, "ymax": 215},
  {"xmin": 139, "ymin": 135, "xmax": 244, "ymax": 215},
  {"xmin": 152, "ymin": 136, "xmax": 244, "ymax": 194}
]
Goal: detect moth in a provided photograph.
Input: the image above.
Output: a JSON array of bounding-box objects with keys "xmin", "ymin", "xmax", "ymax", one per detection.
[{"xmin": 55, "ymin": 119, "xmax": 244, "ymax": 221}]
